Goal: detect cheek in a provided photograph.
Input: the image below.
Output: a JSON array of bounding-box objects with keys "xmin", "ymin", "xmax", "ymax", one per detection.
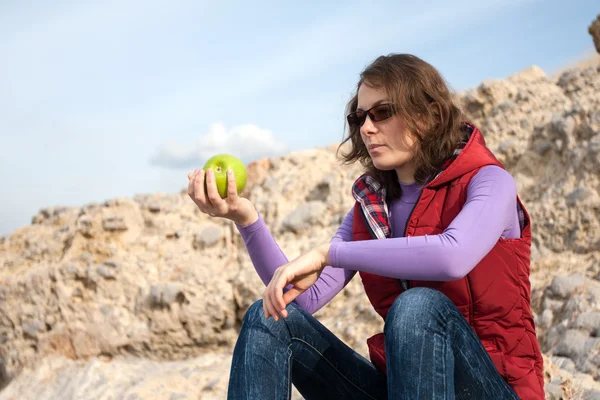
[
  {"xmin": 394, "ymin": 131, "xmax": 417, "ymax": 151},
  {"xmin": 404, "ymin": 135, "xmax": 417, "ymax": 150}
]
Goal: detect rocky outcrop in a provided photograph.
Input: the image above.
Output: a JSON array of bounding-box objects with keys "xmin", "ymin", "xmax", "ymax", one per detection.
[
  {"xmin": 590, "ymin": 14, "xmax": 600, "ymax": 54},
  {"xmin": 461, "ymin": 64, "xmax": 600, "ymax": 256},
  {"xmin": 1, "ymin": 42, "xmax": 600, "ymax": 400}
]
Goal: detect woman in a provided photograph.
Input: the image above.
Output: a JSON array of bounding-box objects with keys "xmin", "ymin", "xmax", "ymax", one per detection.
[{"xmin": 188, "ymin": 53, "xmax": 544, "ymax": 399}]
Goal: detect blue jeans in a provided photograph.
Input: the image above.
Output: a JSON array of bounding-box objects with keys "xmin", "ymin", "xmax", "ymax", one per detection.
[{"xmin": 227, "ymin": 287, "xmax": 519, "ymax": 399}]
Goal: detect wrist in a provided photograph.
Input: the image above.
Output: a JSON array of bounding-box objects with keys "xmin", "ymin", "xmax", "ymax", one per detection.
[
  {"xmin": 317, "ymin": 243, "xmax": 331, "ymax": 267},
  {"xmin": 232, "ymin": 206, "xmax": 258, "ymax": 227}
]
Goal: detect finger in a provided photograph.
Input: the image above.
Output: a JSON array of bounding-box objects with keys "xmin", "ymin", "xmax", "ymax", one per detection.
[
  {"xmin": 282, "ymin": 287, "xmax": 304, "ymax": 313},
  {"xmin": 226, "ymin": 169, "xmax": 239, "ymax": 205},
  {"xmin": 265, "ymin": 269, "xmax": 283, "ymax": 320},
  {"xmin": 265, "ymin": 291, "xmax": 278, "ymax": 321},
  {"xmin": 272, "ymin": 276, "xmax": 288, "ymax": 317},
  {"xmin": 266, "ymin": 287, "xmax": 280, "ymax": 321},
  {"xmin": 188, "ymin": 168, "xmax": 199, "ymax": 180},
  {"xmin": 187, "ymin": 169, "xmax": 199, "ymax": 196},
  {"xmin": 272, "ymin": 290, "xmax": 283, "ymax": 321},
  {"xmin": 205, "ymin": 169, "xmax": 227, "ymax": 208},
  {"xmin": 272, "ymin": 286, "xmax": 286, "ymax": 321},
  {"xmin": 193, "ymin": 170, "xmax": 208, "ymax": 206},
  {"xmin": 263, "ymin": 271, "xmax": 275, "ymax": 320},
  {"xmin": 264, "ymin": 287, "xmax": 275, "ymax": 319}
]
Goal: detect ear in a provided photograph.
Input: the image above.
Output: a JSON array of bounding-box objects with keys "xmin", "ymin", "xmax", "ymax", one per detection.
[
  {"xmin": 427, "ymin": 102, "xmax": 442, "ymax": 129},
  {"xmin": 412, "ymin": 113, "xmax": 430, "ymax": 137}
]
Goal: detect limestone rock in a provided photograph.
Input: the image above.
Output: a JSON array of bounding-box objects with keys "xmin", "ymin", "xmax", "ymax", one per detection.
[
  {"xmin": 280, "ymin": 201, "xmax": 327, "ymax": 234},
  {"xmin": 590, "ymin": 14, "xmax": 600, "ymax": 54},
  {"xmin": 192, "ymin": 225, "xmax": 223, "ymax": 249},
  {"xmin": 1, "ymin": 28, "xmax": 600, "ymax": 399}
]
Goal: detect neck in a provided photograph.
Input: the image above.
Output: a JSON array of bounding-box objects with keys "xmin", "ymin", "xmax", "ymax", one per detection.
[{"xmin": 395, "ymin": 165, "xmax": 416, "ymax": 185}]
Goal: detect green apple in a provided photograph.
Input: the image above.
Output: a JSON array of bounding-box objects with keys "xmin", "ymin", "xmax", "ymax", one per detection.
[{"xmin": 203, "ymin": 154, "xmax": 247, "ymax": 199}]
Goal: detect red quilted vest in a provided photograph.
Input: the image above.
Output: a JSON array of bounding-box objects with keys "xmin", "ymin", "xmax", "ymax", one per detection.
[{"xmin": 352, "ymin": 127, "xmax": 544, "ymax": 400}]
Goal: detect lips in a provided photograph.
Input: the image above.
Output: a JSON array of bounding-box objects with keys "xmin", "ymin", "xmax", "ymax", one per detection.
[{"xmin": 368, "ymin": 144, "xmax": 384, "ymax": 151}]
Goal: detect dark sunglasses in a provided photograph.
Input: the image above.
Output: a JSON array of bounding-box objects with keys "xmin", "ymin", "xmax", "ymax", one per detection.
[{"xmin": 346, "ymin": 103, "xmax": 396, "ymax": 128}]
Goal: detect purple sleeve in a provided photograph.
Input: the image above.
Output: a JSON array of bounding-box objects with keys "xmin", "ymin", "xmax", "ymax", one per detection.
[
  {"xmin": 328, "ymin": 166, "xmax": 519, "ymax": 281},
  {"xmin": 236, "ymin": 209, "xmax": 356, "ymax": 314}
]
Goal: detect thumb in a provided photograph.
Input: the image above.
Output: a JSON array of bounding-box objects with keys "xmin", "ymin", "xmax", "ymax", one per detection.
[{"xmin": 282, "ymin": 287, "xmax": 305, "ymax": 308}]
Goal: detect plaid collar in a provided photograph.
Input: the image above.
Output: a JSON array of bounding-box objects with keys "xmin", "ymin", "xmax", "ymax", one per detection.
[{"xmin": 352, "ymin": 175, "xmax": 390, "ymax": 239}]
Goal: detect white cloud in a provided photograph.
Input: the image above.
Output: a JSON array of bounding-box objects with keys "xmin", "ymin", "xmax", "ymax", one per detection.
[{"xmin": 150, "ymin": 122, "xmax": 288, "ymax": 168}]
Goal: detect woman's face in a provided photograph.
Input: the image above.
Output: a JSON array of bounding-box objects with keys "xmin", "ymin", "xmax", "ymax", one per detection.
[{"xmin": 357, "ymin": 83, "xmax": 417, "ymax": 183}]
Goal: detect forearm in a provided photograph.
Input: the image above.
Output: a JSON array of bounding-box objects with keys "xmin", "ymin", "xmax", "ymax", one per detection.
[
  {"xmin": 329, "ymin": 233, "xmax": 473, "ymax": 281},
  {"xmin": 294, "ymin": 266, "xmax": 356, "ymax": 314},
  {"xmin": 236, "ymin": 212, "xmax": 356, "ymax": 313},
  {"xmin": 329, "ymin": 166, "xmax": 518, "ymax": 281},
  {"xmin": 236, "ymin": 213, "xmax": 289, "ymax": 286}
]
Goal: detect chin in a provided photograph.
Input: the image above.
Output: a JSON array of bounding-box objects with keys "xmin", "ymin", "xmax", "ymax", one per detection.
[
  {"xmin": 371, "ymin": 160, "xmax": 397, "ymax": 171},
  {"xmin": 372, "ymin": 155, "xmax": 412, "ymax": 172},
  {"xmin": 368, "ymin": 154, "xmax": 389, "ymax": 169}
]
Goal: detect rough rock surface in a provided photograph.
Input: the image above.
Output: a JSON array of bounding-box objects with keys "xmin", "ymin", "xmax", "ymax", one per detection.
[
  {"xmin": 590, "ymin": 14, "xmax": 600, "ymax": 54},
  {"xmin": 1, "ymin": 51, "xmax": 600, "ymax": 400}
]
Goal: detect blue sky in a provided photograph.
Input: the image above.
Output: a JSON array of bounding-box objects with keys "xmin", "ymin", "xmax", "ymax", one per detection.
[{"xmin": 0, "ymin": 0, "xmax": 598, "ymax": 235}]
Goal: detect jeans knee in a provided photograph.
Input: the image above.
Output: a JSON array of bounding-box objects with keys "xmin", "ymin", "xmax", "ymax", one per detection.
[
  {"xmin": 242, "ymin": 299, "xmax": 268, "ymax": 326},
  {"xmin": 388, "ymin": 287, "xmax": 445, "ymax": 317},
  {"xmin": 241, "ymin": 299, "xmax": 303, "ymax": 333},
  {"xmin": 384, "ymin": 288, "xmax": 450, "ymax": 336}
]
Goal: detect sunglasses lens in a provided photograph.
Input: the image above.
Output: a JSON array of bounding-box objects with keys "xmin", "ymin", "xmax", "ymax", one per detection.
[
  {"xmin": 347, "ymin": 105, "xmax": 393, "ymax": 128},
  {"xmin": 370, "ymin": 105, "xmax": 394, "ymax": 122},
  {"xmin": 347, "ymin": 112, "xmax": 363, "ymax": 127}
]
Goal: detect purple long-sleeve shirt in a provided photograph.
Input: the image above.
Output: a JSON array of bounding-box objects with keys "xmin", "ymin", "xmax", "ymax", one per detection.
[{"xmin": 236, "ymin": 165, "xmax": 520, "ymax": 314}]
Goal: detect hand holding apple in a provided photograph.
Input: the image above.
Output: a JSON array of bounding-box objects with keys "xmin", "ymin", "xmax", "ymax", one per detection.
[
  {"xmin": 187, "ymin": 154, "xmax": 257, "ymax": 226},
  {"xmin": 202, "ymin": 154, "xmax": 247, "ymax": 198}
]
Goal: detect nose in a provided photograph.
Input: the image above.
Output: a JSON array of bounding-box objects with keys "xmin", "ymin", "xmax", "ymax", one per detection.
[{"xmin": 360, "ymin": 114, "xmax": 377, "ymax": 136}]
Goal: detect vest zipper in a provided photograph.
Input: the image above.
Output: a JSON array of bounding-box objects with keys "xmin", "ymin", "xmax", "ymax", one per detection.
[{"xmin": 465, "ymin": 274, "xmax": 475, "ymax": 324}]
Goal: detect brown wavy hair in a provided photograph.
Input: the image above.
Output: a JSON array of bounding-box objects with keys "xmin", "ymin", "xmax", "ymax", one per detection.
[{"xmin": 337, "ymin": 53, "xmax": 465, "ymax": 200}]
